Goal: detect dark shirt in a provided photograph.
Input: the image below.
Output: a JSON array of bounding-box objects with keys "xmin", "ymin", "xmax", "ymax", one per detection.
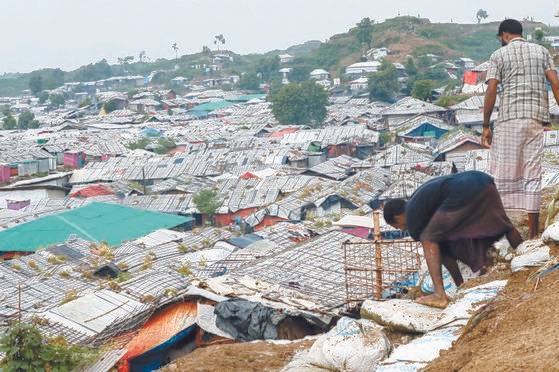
[{"xmin": 406, "ymin": 171, "xmax": 494, "ymax": 240}]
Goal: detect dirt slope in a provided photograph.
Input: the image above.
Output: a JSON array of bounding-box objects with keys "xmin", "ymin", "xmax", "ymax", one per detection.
[
  {"xmin": 426, "ymin": 249, "xmax": 559, "ymax": 372},
  {"xmin": 160, "ymin": 339, "xmax": 314, "ymax": 372}
]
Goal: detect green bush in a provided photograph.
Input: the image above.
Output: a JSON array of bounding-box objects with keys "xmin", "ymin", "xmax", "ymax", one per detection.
[{"xmin": 0, "ymin": 323, "xmax": 96, "ymax": 371}]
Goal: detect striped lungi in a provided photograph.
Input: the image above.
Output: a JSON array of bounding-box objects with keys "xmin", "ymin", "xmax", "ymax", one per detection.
[{"xmin": 489, "ymin": 118, "xmax": 544, "ymax": 213}]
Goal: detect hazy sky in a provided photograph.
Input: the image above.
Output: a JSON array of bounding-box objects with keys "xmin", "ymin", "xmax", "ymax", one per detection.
[{"xmin": 1, "ymin": 0, "xmax": 557, "ymax": 73}]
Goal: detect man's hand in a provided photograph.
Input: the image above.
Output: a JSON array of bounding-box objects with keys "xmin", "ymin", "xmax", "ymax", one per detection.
[{"xmin": 481, "ymin": 127, "xmax": 492, "ymax": 148}]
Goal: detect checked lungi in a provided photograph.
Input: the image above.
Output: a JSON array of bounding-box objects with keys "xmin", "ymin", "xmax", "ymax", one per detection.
[{"xmin": 489, "ymin": 118, "xmax": 544, "ymax": 213}]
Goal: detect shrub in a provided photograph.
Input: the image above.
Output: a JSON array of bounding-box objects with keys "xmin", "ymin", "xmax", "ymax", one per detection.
[{"xmin": 0, "ymin": 323, "xmax": 96, "ymax": 371}]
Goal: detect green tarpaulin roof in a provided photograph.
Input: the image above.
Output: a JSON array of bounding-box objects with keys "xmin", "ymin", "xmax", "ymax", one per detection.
[
  {"xmin": 189, "ymin": 100, "xmax": 235, "ymax": 112},
  {"xmin": 230, "ymin": 94, "xmax": 266, "ymax": 102},
  {"xmin": 0, "ymin": 202, "xmax": 191, "ymax": 252}
]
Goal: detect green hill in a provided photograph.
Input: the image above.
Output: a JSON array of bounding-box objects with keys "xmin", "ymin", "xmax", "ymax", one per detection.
[
  {"xmin": 0, "ymin": 17, "xmax": 557, "ymax": 96},
  {"xmin": 293, "ymin": 17, "xmax": 559, "ymax": 77}
]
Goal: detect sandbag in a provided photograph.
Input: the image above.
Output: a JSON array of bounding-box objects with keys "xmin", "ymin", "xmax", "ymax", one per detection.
[
  {"xmin": 511, "ymin": 240, "xmax": 550, "ymax": 272},
  {"xmin": 283, "ymin": 317, "xmax": 391, "ymax": 372},
  {"xmin": 361, "ymin": 280, "xmax": 507, "ymax": 333},
  {"xmin": 542, "ymin": 222, "xmax": 559, "ymax": 243},
  {"xmin": 379, "ymin": 325, "xmax": 462, "ymax": 369},
  {"xmin": 361, "ymin": 300, "xmax": 442, "ymax": 333}
]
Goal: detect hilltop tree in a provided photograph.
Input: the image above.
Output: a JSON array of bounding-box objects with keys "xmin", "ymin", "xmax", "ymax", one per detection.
[
  {"xmin": 270, "ymin": 81, "xmax": 329, "ymax": 127},
  {"xmin": 256, "ymin": 56, "xmax": 280, "ymax": 82},
  {"xmin": 476, "ymin": 9, "xmax": 488, "ymax": 24},
  {"xmin": 171, "ymin": 43, "xmax": 179, "ymax": 61},
  {"xmin": 202, "ymin": 45, "xmax": 211, "ymax": 55},
  {"xmin": 18, "ymin": 110, "xmax": 40, "ymax": 129},
  {"xmin": 369, "ymin": 60, "xmax": 399, "ymax": 102},
  {"xmin": 289, "ymin": 65, "xmax": 312, "ymax": 83},
  {"xmin": 412, "ymin": 80, "xmax": 436, "ymax": 101},
  {"xmin": 356, "ymin": 17, "xmax": 374, "ymax": 50},
  {"xmin": 28, "ymin": 75, "xmax": 43, "ymax": 96},
  {"xmin": 43, "ymin": 68, "xmax": 65, "ymax": 90},
  {"xmin": 138, "ymin": 50, "xmax": 147, "ymax": 63},
  {"xmin": 214, "ymin": 34, "xmax": 226, "ymax": 51},
  {"xmin": 2, "ymin": 112, "xmax": 17, "ymax": 130},
  {"xmin": 239, "ymin": 72, "xmax": 260, "ymax": 91},
  {"xmin": 118, "ymin": 56, "xmax": 134, "ymax": 68},
  {"xmin": 193, "ymin": 188, "xmax": 222, "ymax": 219},
  {"xmin": 49, "ymin": 93, "xmax": 65, "ymax": 108},
  {"xmin": 73, "ymin": 59, "xmax": 112, "ymax": 82}
]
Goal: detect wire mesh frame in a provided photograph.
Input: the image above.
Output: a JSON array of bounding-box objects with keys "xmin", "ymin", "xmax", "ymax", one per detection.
[{"xmin": 343, "ymin": 239, "xmax": 422, "ymax": 309}]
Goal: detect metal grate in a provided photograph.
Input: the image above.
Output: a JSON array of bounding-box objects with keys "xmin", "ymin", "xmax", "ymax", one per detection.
[{"xmin": 343, "ymin": 211, "xmax": 422, "ymax": 309}]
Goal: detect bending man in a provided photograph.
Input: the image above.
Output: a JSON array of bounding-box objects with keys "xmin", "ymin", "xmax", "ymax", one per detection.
[{"xmin": 383, "ymin": 171, "xmax": 523, "ymax": 308}]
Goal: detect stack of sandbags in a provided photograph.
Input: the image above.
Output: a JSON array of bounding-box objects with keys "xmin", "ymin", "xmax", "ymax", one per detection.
[
  {"xmin": 361, "ymin": 280, "xmax": 508, "ymax": 371},
  {"xmin": 282, "ymin": 317, "xmax": 391, "ymax": 372}
]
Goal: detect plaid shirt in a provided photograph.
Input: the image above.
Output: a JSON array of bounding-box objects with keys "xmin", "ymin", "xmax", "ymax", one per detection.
[{"xmin": 486, "ymin": 38, "xmax": 555, "ymax": 123}]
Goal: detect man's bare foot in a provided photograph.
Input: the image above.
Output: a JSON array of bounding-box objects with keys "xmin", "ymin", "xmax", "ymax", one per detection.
[{"xmin": 416, "ymin": 293, "xmax": 449, "ymax": 309}]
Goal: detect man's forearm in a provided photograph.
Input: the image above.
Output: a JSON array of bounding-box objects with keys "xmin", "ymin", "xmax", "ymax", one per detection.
[
  {"xmin": 551, "ymin": 84, "xmax": 559, "ymax": 107},
  {"xmin": 483, "ymin": 91, "xmax": 496, "ymax": 126}
]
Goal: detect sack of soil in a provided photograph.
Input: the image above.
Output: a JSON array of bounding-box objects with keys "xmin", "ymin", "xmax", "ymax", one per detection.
[
  {"xmin": 511, "ymin": 240, "xmax": 550, "ymax": 272},
  {"xmin": 282, "ymin": 317, "xmax": 390, "ymax": 372}
]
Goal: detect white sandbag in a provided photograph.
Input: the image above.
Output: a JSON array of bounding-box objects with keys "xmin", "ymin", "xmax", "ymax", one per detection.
[
  {"xmin": 283, "ymin": 317, "xmax": 391, "ymax": 372},
  {"xmin": 361, "ymin": 280, "xmax": 507, "ymax": 333},
  {"xmin": 511, "ymin": 240, "xmax": 550, "ymax": 272},
  {"xmin": 542, "ymin": 222, "xmax": 559, "ymax": 243},
  {"xmin": 515, "ymin": 239, "xmax": 547, "ymax": 255},
  {"xmin": 381, "ymin": 325, "xmax": 462, "ymax": 366},
  {"xmin": 361, "ymin": 300, "xmax": 442, "ymax": 333}
]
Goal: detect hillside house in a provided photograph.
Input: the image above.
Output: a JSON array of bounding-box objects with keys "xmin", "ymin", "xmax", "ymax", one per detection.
[
  {"xmin": 544, "ymin": 36, "xmax": 559, "ymax": 50},
  {"xmin": 64, "ymin": 151, "xmax": 86, "ymax": 169},
  {"xmin": 345, "ymin": 61, "xmax": 381, "ymax": 79},
  {"xmin": 129, "ymin": 98, "xmax": 161, "ymax": 114},
  {"xmin": 455, "ymin": 57, "xmax": 475, "ymax": 70},
  {"xmin": 279, "ymin": 68, "xmax": 292, "ymax": 84},
  {"xmin": 171, "ymin": 77, "xmax": 189, "ymax": 87},
  {"xmin": 350, "ymin": 77, "xmax": 369, "ymax": 93},
  {"xmin": 310, "ymin": 69, "xmax": 330, "ymax": 81},
  {"xmin": 449, "ymin": 95, "xmax": 499, "ymax": 131},
  {"xmin": 366, "ymin": 47, "xmax": 390, "ymax": 61},
  {"xmin": 381, "ymin": 97, "xmax": 448, "ymax": 131},
  {"xmin": 396, "ymin": 115, "xmax": 452, "ymax": 143},
  {"xmin": 279, "ymin": 54, "xmax": 294, "ymax": 64},
  {"xmin": 435, "ymin": 131, "xmax": 483, "ymax": 169}
]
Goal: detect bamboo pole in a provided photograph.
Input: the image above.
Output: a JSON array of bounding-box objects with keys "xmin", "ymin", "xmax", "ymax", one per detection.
[{"xmin": 373, "ymin": 211, "xmax": 383, "ymax": 300}]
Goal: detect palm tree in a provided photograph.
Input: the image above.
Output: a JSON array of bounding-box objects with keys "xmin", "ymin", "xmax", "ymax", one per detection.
[
  {"xmin": 139, "ymin": 50, "xmax": 146, "ymax": 63},
  {"xmin": 171, "ymin": 42, "xmax": 179, "ymax": 61},
  {"xmin": 476, "ymin": 9, "xmax": 488, "ymax": 24},
  {"xmin": 214, "ymin": 34, "xmax": 226, "ymax": 52}
]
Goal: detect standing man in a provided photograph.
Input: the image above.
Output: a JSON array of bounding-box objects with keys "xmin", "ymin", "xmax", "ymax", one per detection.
[{"xmin": 483, "ymin": 19, "xmax": 559, "ymax": 239}]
